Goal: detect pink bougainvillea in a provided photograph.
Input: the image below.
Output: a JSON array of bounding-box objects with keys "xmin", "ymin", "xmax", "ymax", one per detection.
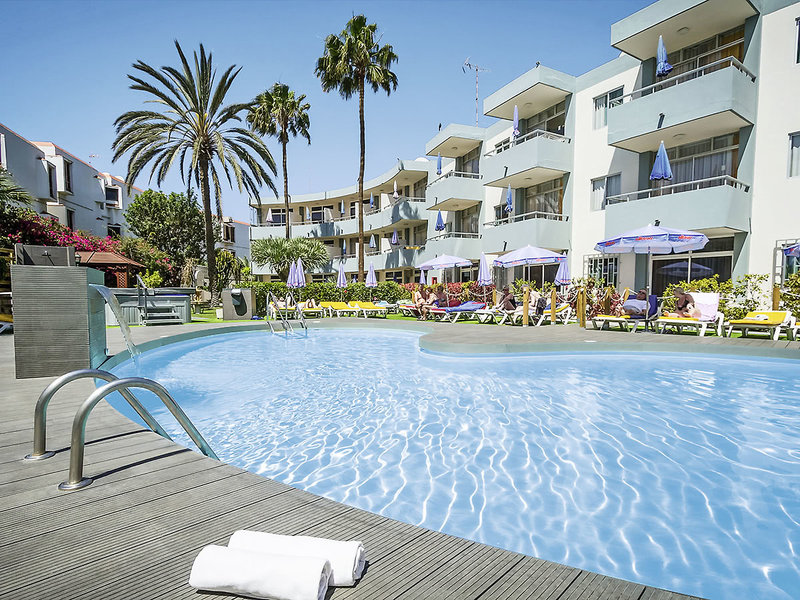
[{"xmin": 1, "ymin": 208, "xmax": 118, "ymax": 252}]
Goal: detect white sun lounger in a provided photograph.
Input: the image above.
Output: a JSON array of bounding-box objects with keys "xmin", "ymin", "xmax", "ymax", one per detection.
[{"xmin": 654, "ymin": 292, "xmax": 724, "ymax": 337}]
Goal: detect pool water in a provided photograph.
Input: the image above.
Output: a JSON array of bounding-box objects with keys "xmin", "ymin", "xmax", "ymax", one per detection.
[{"xmin": 111, "ymin": 329, "xmax": 800, "ymax": 599}]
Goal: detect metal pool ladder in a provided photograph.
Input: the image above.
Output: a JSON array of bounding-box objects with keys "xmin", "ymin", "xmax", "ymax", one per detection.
[{"xmin": 24, "ymin": 369, "xmax": 218, "ymax": 491}]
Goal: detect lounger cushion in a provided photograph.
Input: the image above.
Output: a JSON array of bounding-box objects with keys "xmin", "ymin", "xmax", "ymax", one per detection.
[{"xmin": 729, "ymin": 312, "xmax": 787, "ymax": 326}]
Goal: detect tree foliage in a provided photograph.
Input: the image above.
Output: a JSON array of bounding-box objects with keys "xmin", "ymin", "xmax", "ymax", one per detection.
[
  {"xmin": 250, "ymin": 237, "xmax": 329, "ymax": 281},
  {"xmin": 124, "ymin": 189, "xmax": 207, "ymax": 269},
  {"xmin": 112, "ymin": 40, "xmax": 277, "ymax": 302},
  {"xmin": 248, "ymin": 83, "xmax": 311, "ymax": 239},
  {"xmin": 0, "ymin": 166, "xmax": 33, "ymax": 209},
  {"xmin": 315, "ymin": 15, "xmax": 397, "ymax": 280}
]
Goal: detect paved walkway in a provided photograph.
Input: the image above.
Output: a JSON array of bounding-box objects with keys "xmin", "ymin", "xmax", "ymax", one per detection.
[{"xmin": 5, "ymin": 319, "xmax": 793, "ymax": 599}]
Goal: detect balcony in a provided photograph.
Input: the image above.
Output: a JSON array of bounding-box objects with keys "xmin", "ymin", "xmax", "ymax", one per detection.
[
  {"xmin": 482, "ymin": 130, "xmax": 572, "ymax": 188},
  {"xmin": 421, "ymin": 232, "xmax": 482, "ymax": 261},
  {"xmin": 603, "ymin": 175, "xmax": 751, "ymax": 235},
  {"xmin": 427, "ymin": 171, "xmax": 483, "ymax": 211},
  {"xmin": 365, "ymin": 196, "xmax": 428, "ymax": 234},
  {"xmin": 607, "ymin": 57, "xmax": 756, "ymax": 152},
  {"xmin": 329, "ymin": 247, "xmax": 421, "ymax": 273},
  {"xmin": 483, "ymin": 65, "xmax": 574, "ymax": 121},
  {"xmin": 610, "ymin": 0, "xmax": 756, "ymax": 61},
  {"xmin": 482, "ymin": 211, "xmax": 570, "ymax": 253},
  {"xmin": 425, "ymin": 124, "xmax": 484, "ymax": 158}
]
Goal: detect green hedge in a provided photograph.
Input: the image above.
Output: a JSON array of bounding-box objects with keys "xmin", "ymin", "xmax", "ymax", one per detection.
[
  {"xmin": 240, "ymin": 281, "xmax": 412, "ymax": 315},
  {"xmin": 781, "ymin": 272, "xmax": 800, "ymax": 318}
]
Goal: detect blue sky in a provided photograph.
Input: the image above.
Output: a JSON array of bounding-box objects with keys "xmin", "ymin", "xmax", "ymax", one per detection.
[{"xmin": 0, "ymin": 0, "xmax": 653, "ymax": 221}]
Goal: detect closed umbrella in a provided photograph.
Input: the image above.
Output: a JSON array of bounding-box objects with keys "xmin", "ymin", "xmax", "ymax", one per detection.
[
  {"xmin": 336, "ymin": 262, "xmax": 347, "ymax": 288},
  {"xmin": 419, "ymin": 269, "xmax": 426, "ymax": 285},
  {"xmin": 391, "ymin": 229, "xmax": 399, "ymax": 245},
  {"xmin": 656, "ymin": 35, "xmax": 673, "ymax": 77},
  {"xmin": 287, "ymin": 260, "xmax": 296, "ymax": 288},
  {"xmin": 366, "ymin": 263, "xmax": 377, "ymax": 288},
  {"xmin": 512, "ymin": 105, "xmax": 520, "ymax": 140},
  {"xmin": 436, "ymin": 152, "xmax": 442, "ymax": 176},
  {"xmin": 369, "ymin": 192, "xmax": 375, "ymax": 209},
  {"xmin": 294, "ymin": 258, "xmax": 305, "ymax": 289},
  {"xmin": 393, "ymin": 181, "xmax": 399, "ymax": 199},
  {"xmin": 435, "ymin": 210, "xmax": 445, "ymax": 232},
  {"xmin": 477, "ymin": 253, "xmax": 492, "ymax": 287},
  {"xmin": 265, "ymin": 208, "xmax": 274, "ymax": 223},
  {"xmin": 651, "ymin": 140, "xmax": 672, "ymax": 196},
  {"xmin": 554, "ymin": 260, "xmax": 571, "ymax": 287},
  {"xmin": 369, "ymin": 234, "xmax": 376, "ymax": 249},
  {"xmin": 505, "ymin": 185, "xmax": 513, "ymax": 214},
  {"xmin": 784, "ymin": 243, "xmax": 800, "ymax": 257}
]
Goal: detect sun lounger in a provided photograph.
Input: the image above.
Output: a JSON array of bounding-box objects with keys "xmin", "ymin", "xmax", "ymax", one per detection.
[
  {"xmin": 591, "ymin": 294, "xmax": 659, "ymax": 332},
  {"xmin": 443, "ymin": 301, "xmax": 487, "ymax": 322},
  {"xmin": 350, "ymin": 301, "xmax": 388, "ymax": 318},
  {"xmin": 269, "ymin": 302, "xmax": 296, "ymax": 320},
  {"xmin": 725, "ymin": 310, "xmax": 795, "ymax": 341},
  {"xmin": 327, "ymin": 301, "xmax": 361, "ymax": 317},
  {"xmin": 0, "ymin": 313, "xmax": 12, "ymax": 334},
  {"xmin": 474, "ymin": 307, "xmax": 512, "ymax": 324},
  {"xmin": 535, "ymin": 303, "xmax": 573, "ymax": 326},
  {"xmin": 397, "ymin": 302, "xmax": 419, "ymax": 317},
  {"xmin": 297, "ymin": 302, "xmax": 326, "ymax": 319},
  {"xmin": 654, "ymin": 292, "xmax": 723, "ymax": 337},
  {"xmin": 373, "ymin": 301, "xmax": 397, "ymax": 313}
]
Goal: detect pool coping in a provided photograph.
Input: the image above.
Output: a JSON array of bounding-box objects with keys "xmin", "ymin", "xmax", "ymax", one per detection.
[{"xmin": 101, "ymin": 319, "xmax": 800, "ymax": 370}]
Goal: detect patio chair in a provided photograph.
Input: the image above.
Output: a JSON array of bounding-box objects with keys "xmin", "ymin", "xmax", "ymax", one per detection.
[
  {"xmin": 654, "ymin": 292, "xmax": 724, "ymax": 337},
  {"xmin": 535, "ymin": 302, "xmax": 573, "ymax": 326},
  {"xmin": 591, "ymin": 295, "xmax": 659, "ymax": 333},
  {"xmin": 473, "ymin": 306, "xmax": 512, "ymax": 324},
  {"xmin": 725, "ymin": 310, "xmax": 795, "ymax": 341},
  {"xmin": 350, "ymin": 301, "xmax": 388, "ymax": 318}
]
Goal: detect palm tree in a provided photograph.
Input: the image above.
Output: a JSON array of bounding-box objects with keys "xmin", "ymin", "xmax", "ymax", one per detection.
[
  {"xmin": 247, "ymin": 83, "xmax": 311, "ymax": 240},
  {"xmin": 251, "ymin": 237, "xmax": 330, "ymax": 282},
  {"xmin": 315, "ymin": 15, "xmax": 398, "ymax": 281},
  {"xmin": 0, "ymin": 166, "xmax": 33, "ymax": 208},
  {"xmin": 112, "ymin": 41, "xmax": 277, "ymax": 303}
]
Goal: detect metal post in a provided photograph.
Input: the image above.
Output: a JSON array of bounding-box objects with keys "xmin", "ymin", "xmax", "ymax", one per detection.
[
  {"xmin": 59, "ymin": 377, "xmax": 218, "ymax": 491},
  {"xmin": 25, "ymin": 369, "xmax": 171, "ymax": 461}
]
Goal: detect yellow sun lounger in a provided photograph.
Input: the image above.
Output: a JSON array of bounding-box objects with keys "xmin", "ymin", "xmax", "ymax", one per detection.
[
  {"xmin": 535, "ymin": 303, "xmax": 573, "ymax": 326},
  {"xmin": 350, "ymin": 301, "xmax": 388, "ymax": 318},
  {"xmin": 725, "ymin": 311, "xmax": 795, "ymax": 341},
  {"xmin": 325, "ymin": 301, "xmax": 360, "ymax": 317}
]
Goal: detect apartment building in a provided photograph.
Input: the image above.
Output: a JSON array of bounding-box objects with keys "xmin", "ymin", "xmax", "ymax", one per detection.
[
  {"xmin": 0, "ymin": 123, "xmax": 140, "ymax": 238},
  {"xmin": 219, "ymin": 217, "xmax": 251, "ymax": 261},
  {"xmin": 249, "ymin": 0, "xmax": 800, "ymax": 293}
]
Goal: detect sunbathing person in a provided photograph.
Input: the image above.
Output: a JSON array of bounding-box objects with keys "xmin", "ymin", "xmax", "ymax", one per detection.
[
  {"xmin": 495, "ymin": 286, "xmax": 517, "ymax": 311},
  {"xmin": 305, "ymin": 298, "xmax": 317, "ymax": 309},
  {"xmin": 622, "ymin": 289, "xmax": 649, "ymax": 316},
  {"xmin": 664, "ymin": 287, "xmax": 700, "ymax": 318},
  {"xmin": 413, "ymin": 286, "xmax": 428, "ymax": 319}
]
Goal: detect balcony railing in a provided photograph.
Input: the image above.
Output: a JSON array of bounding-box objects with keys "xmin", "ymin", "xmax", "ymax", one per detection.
[
  {"xmin": 609, "ymin": 56, "xmax": 755, "ymax": 108},
  {"xmin": 484, "ymin": 210, "xmax": 568, "ymax": 227},
  {"xmin": 484, "ymin": 129, "xmax": 571, "ymax": 157},
  {"xmin": 604, "ymin": 175, "xmax": 750, "ymax": 206},
  {"xmin": 428, "ymin": 170, "xmax": 482, "ymax": 187},
  {"xmin": 426, "ymin": 231, "xmax": 481, "ymax": 242}
]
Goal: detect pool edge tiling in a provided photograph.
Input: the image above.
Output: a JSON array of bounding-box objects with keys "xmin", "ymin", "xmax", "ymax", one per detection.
[{"xmin": 4, "ymin": 320, "xmax": 796, "ymax": 600}]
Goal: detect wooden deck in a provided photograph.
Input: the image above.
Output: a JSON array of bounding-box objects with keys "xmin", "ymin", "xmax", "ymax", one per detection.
[{"xmin": 7, "ymin": 319, "xmax": 786, "ymax": 599}]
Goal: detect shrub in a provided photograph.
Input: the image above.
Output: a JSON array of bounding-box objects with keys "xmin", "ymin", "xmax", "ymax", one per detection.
[
  {"xmin": 118, "ymin": 237, "xmax": 176, "ymax": 285},
  {"xmin": 661, "ymin": 274, "xmax": 769, "ymax": 321},
  {"xmin": 781, "ymin": 272, "xmax": 800, "ymax": 318}
]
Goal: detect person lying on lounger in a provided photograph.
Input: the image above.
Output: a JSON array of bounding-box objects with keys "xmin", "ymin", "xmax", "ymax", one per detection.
[
  {"xmin": 622, "ymin": 289, "xmax": 649, "ymax": 316},
  {"xmin": 664, "ymin": 287, "xmax": 700, "ymax": 318}
]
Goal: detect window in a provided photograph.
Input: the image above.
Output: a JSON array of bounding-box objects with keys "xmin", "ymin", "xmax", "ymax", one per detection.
[
  {"xmin": 522, "ymin": 177, "xmax": 563, "ymax": 216},
  {"xmin": 593, "ymin": 88, "xmax": 622, "ymax": 129},
  {"xmin": 650, "ymin": 236, "xmax": 734, "ymax": 296},
  {"xmin": 268, "ymin": 208, "xmax": 288, "ymax": 225},
  {"xmin": 454, "ymin": 204, "xmax": 480, "ymax": 234},
  {"xmin": 586, "ymin": 256, "xmax": 619, "ymax": 287},
  {"xmin": 665, "ymin": 133, "xmax": 739, "ymax": 186},
  {"xmin": 591, "ymin": 174, "xmax": 621, "ymax": 210},
  {"xmin": 790, "ymin": 133, "xmax": 800, "ymax": 177},
  {"xmin": 47, "ymin": 163, "xmax": 57, "ymax": 199},
  {"xmin": 665, "ymin": 26, "xmax": 744, "ymax": 80},
  {"xmin": 222, "ymin": 223, "xmax": 236, "ymax": 243},
  {"xmin": 107, "ymin": 225, "xmax": 122, "ymax": 238},
  {"xmin": 384, "ymin": 270, "xmax": 402, "ymax": 283},
  {"xmin": 783, "ymin": 241, "xmax": 799, "ymax": 283},
  {"xmin": 64, "ymin": 161, "xmax": 72, "ymax": 193},
  {"xmin": 412, "ymin": 176, "xmax": 427, "ymax": 198},
  {"xmin": 796, "ymin": 18, "xmax": 800, "ymax": 63},
  {"xmin": 105, "ymin": 186, "xmax": 121, "ymax": 206},
  {"xmin": 521, "ymin": 100, "xmax": 566, "ymax": 136},
  {"xmin": 66, "ymin": 209, "xmax": 75, "ymax": 231},
  {"xmin": 0, "ymin": 134, "xmax": 5, "ymax": 168},
  {"xmin": 457, "ymin": 147, "xmax": 480, "ymax": 174}
]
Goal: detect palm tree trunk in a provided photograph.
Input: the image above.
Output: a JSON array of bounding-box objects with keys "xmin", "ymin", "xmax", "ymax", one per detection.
[
  {"xmin": 199, "ymin": 156, "xmax": 218, "ymax": 305},
  {"xmin": 357, "ymin": 76, "xmax": 366, "ymax": 282},
  {"xmin": 282, "ymin": 135, "xmax": 290, "ymax": 240}
]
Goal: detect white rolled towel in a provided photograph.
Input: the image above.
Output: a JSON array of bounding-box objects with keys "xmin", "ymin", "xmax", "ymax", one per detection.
[
  {"xmin": 188, "ymin": 545, "xmax": 331, "ymax": 600},
  {"xmin": 229, "ymin": 530, "xmax": 366, "ymax": 586}
]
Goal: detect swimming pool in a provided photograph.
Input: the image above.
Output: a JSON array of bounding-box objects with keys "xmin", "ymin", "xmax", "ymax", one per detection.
[{"xmin": 111, "ymin": 328, "xmax": 800, "ymax": 599}]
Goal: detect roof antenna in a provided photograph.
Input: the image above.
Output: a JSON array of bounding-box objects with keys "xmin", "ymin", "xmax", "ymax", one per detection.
[{"xmin": 462, "ymin": 58, "xmax": 489, "ymax": 126}]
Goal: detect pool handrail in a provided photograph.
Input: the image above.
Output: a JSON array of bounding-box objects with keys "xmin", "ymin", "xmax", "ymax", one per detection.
[
  {"xmin": 59, "ymin": 376, "xmax": 219, "ymax": 491},
  {"xmin": 24, "ymin": 368, "xmax": 171, "ymax": 461}
]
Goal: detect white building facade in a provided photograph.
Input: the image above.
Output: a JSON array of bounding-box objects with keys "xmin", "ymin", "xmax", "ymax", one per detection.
[
  {"xmin": 0, "ymin": 123, "xmax": 140, "ymax": 238},
  {"xmin": 249, "ymin": 0, "xmax": 799, "ymax": 293}
]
